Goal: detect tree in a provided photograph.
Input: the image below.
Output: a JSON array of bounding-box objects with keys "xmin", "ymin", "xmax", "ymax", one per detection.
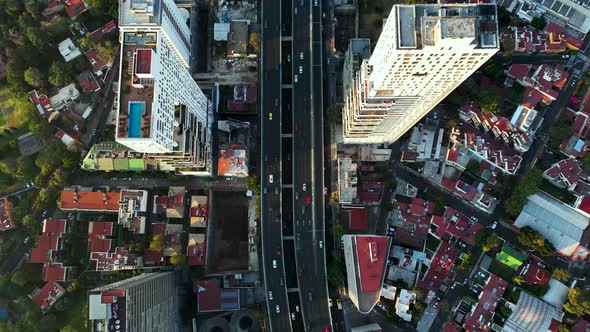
[
  {"xmin": 149, "ymin": 234, "xmax": 165, "ymax": 252},
  {"xmin": 330, "ymin": 219, "xmax": 345, "ymax": 239},
  {"xmin": 6, "ymin": 58, "xmax": 27, "ymax": 90},
  {"xmin": 95, "ymin": 40, "xmax": 117, "ymax": 64},
  {"xmin": 481, "ymin": 103, "xmax": 500, "ymax": 115},
  {"xmin": 21, "ymin": 214, "xmax": 35, "ymax": 226},
  {"xmin": 24, "ymin": 67, "xmax": 45, "ymax": 88},
  {"xmin": 513, "ymin": 275, "xmax": 525, "ymax": 286},
  {"xmin": 530, "ymin": 16, "xmax": 547, "ymax": 30},
  {"xmin": 25, "ymin": 26, "xmax": 49, "ymax": 49},
  {"xmin": 78, "ymin": 33, "xmax": 96, "ymax": 50},
  {"xmin": 505, "ymin": 168, "xmax": 542, "ymax": 217},
  {"xmin": 48, "ymin": 61, "xmax": 72, "ymax": 87},
  {"xmin": 458, "ymin": 252, "xmax": 472, "ymax": 271},
  {"xmin": 86, "ymin": 0, "xmax": 119, "ymax": 18},
  {"xmin": 477, "ymin": 229, "xmax": 502, "ymax": 252},
  {"xmin": 16, "ymin": 157, "xmax": 38, "ymax": 181},
  {"xmin": 249, "ymin": 32, "xmax": 260, "ymax": 53},
  {"xmin": 564, "ymin": 288, "xmax": 590, "ymax": 316},
  {"xmin": 327, "ymin": 261, "xmax": 345, "ymax": 285},
  {"xmin": 170, "ymin": 254, "xmax": 186, "ymax": 265},
  {"xmin": 552, "ymin": 268, "xmax": 571, "ymax": 282}
]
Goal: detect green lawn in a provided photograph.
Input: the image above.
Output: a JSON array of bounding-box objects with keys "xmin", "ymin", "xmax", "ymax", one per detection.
[{"xmin": 0, "ymin": 84, "xmax": 24, "ymax": 129}]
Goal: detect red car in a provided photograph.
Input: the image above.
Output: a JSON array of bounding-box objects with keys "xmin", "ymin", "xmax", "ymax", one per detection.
[{"xmin": 306, "ymin": 196, "xmax": 311, "ymax": 204}]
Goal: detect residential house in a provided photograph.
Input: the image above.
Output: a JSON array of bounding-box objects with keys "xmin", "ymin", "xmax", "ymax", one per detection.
[
  {"xmin": 29, "ymin": 282, "xmax": 65, "ymax": 313},
  {"xmin": 30, "ymin": 219, "xmax": 72, "ymax": 282},
  {"xmin": 390, "ymin": 199, "xmax": 433, "ymax": 251},
  {"xmin": 511, "ymin": 25, "xmax": 566, "ymax": 53},
  {"xmin": 187, "ymin": 233, "xmax": 206, "ymax": 266},
  {"xmin": 153, "ymin": 187, "xmax": 185, "ymax": 218},
  {"xmin": 64, "ymin": 0, "xmax": 89, "ymax": 19},
  {"xmin": 418, "ymin": 241, "xmax": 459, "ymax": 293},
  {"xmin": 58, "ymin": 38, "xmax": 82, "ymax": 62},
  {"xmin": 217, "ymin": 144, "xmax": 248, "ymax": 177},
  {"xmin": 463, "ymin": 274, "xmax": 508, "ymax": 332},
  {"xmin": 506, "ymin": 63, "xmax": 568, "ymax": 108},
  {"xmin": 189, "ymin": 195, "xmax": 208, "ymax": 228},
  {"xmin": 395, "ymin": 289, "xmax": 416, "ymax": 322},
  {"xmin": 90, "ymin": 20, "xmax": 117, "ymax": 42},
  {"xmin": 84, "ymin": 48, "xmax": 111, "ymax": 77},
  {"xmin": 561, "ymin": 135, "xmax": 590, "ymax": 159},
  {"xmin": 401, "ymin": 124, "xmax": 445, "ymax": 162},
  {"xmin": 60, "ymin": 188, "xmax": 121, "ymax": 213},
  {"xmin": 118, "ymin": 189, "xmax": 148, "ymax": 234},
  {"xmin": 519, "ymin": 260, "xmax": 551, "ymax": 286},
  {"xmin": 543, "ymin": 158, "xmax": 590, "ymax": 195},
  {"xmin": 430, "ymin": 207, "xmax": 484, "ymax": 246}
]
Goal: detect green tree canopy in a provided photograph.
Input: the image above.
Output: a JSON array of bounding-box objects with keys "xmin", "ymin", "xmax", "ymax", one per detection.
[
  {"xmin": 149, "ymin": 234, "xmax": 165, "ymax": 252},
  {"xmin": 170, "ymin": 254, "xmax": 186, "ymax": 265},
  {"xmin": 505, "ymin": 168, "xmax": 542, "ymax": 217},
  {"xmin": 24, "ymin": 66, "xmax": 45, "ymax": 88},
  {"xmin": 564, "ymin": 288, "xmax": 590, "ymax": 316},
  {"xmin": 552, "ymin": 268, "xmax": 571, "ymax": 282},
  {"xmin": 48, "ymin": 61, "xmax": 73, "ymax": 87}
]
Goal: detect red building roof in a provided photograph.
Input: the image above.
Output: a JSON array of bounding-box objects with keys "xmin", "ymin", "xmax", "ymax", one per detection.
[
  {"xmin": 573, "ymin": 319, "xmax": 590, "ymax": 332},
  {"xmin": 463, "ymin": 274, "xmax": 508, "ymax": 332},
  {"xmin": 43, "ymin": 263, "xmax": 67, "ymax": 282},
  {"xmin": 135, "ymin": 49, "xmax": 152, "ymax": 74},
  {"xmin": 419, "ymin": 241, "xmax": 459, "ymax": 292},
  {"xmin": 355, "ymin": 236, "xmax": 390, "ymax": 293},
  {"xmin": 31, "ymin": 219, "xmax": 67, "ymax": 264},
  {"xmin": 30, "ymin": 282, "xmax": 64, "ymax": 311},
  {"xmin": 194, "ymin": 279, "xmax": 240, "ymax": 312},
  {"xmin": 64, "ymin": 0, "xmax": 88, "ymax": 18},
  {"xmin": 143, "ymin": 249, "xmax": 164, "ymax": 265},
  {"xmin": 442, "ymin": 320, "xmax": 462, "ymax": 332},
  {"xmin": 187, "ymin": 240, "xmax": 206, "ymax": 266},
  {"xmin": 88, "ymin": 221, "xmax": 113, "ymax": 236},
  {"xmin": 90, "ymin": 20, "xmax": 117, "ymax": 41},
  {"xmin": 349, "ymin": 208, "xmax": 368, "ymax": 231},
  {"xmin": 60, "ymin": 190, "xmax": 121, "ymax": 211},
  {"xmin": 84, "ymin": 48, "xmax": 108, "ymax": 73},
  {"xmin": 521, "ymin": 261, "xmax": 551, "ymax": 286}
]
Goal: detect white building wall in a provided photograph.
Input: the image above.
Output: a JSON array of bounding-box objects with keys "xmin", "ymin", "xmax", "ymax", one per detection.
[{"xmin": 343, "ymin": 4, "xmax": 499, "ymax": 144}]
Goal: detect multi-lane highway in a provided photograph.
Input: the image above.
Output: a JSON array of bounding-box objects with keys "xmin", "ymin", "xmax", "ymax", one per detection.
[
  {"xmin": 261, "ymin": 0, "xmax": 331, "ymax": 330},
  {"xmin": 260, "ymin": 0, "xmax": 292, "ymax": 330},
  {"xmin": 291, "ymin": 0, "xmax": 332, "ymax": 331}
]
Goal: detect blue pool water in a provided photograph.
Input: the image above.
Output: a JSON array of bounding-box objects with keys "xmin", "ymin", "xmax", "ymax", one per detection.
[{"xmin": 128, "ymin": 101, "xmax": 144, "ymax": 138}]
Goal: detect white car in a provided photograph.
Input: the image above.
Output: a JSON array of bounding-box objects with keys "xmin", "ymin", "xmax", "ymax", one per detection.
[
  {"xmin": 294, "ymin": 75, "xmax": 298, "ymax": 83},
  {"xmin": 273, "ymin": 260, "xmax": 277, "ymax": 268},
  {"xmin": 303, "ymin": 183, "xmax": 306, "ymax": 191},
  {"xmin": 269, "ymin": 174, "xmax": 274, "ymax": 183},
  {"xmin": 296, "ymin": 305, "xmax": 300, "ymax": 312},
  {"xmin": 291, "ymin": 313, "xmax": 296, "ymax": 320},
  {"xmin": 328, "ymin": 298, "xmax": 333, "ymax": 307},
  {"xmin": 294, "ymin": 7, "xmax": 298, "ymax": 15},
  {"xmin": 269, "ymin": 291, "xmax": 273, "ymax": 300},
  {"xmin": 491, "ymin": 221, "xmax": 497, "ymax": 230},
  {"xmin": 299, "ymin": 65, "xmax": 303, "ymax": 74},
  {"xmin": 300, "ymin": 52, "xmax": 304, "ymax": 60},
  {"xmin": 276, "ymin": 305, "xmax": 280, "ymax": 313},
  {"xmin": 287, "ymin": 54, "xmax": 291, "ymax": 62},
  {"xmin": 319, "ymin": 240, "xmax": 323, "ymax": 249}
]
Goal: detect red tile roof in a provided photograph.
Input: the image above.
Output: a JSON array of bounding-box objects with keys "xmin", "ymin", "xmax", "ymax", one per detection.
[
  {"xmin": 419, "ymin": 241, "xmax": 459, "ymax": 292},
  {"xmin": 356, "ymin": 236, "xmax": 390, "ymax": 293},
  {"xmin": 194, "ymin": 279, "xmax": 240, "ymax": 312},
  {"xmin": 60, "ymin": 190, "xmax": 121, "ymax": 211},
  {"xmin": 187, "ymin": 238, "xmax": 206, "ymax": 266},
  {"xmin": 507, "ymin": 64, "xmax": 532, "ymax": 81},
  {"xmin": 546, "ymin": 22, "xmax": 584, "ymax": 50},
  {"xmin": 90, "ymin": 20, "xmax": 117, "ymax": 41},
  {"xmin": 43, "ymin": 263, "xmax": 66, "ymax": 282},
  {"xmin": 573, "ymin": 319, "xmax": 590, "ymax": 332},
  {"xmin": 463, "ymin": 274, "xmax": 508, "ymax": 332},
  {"xmin": 442, "ymin": 320, "xmax": 462, "ymax": 332},
  {"xmin": 143, "ymin": 249, "xmax": 164, "ymax": 265},
  {"xmin": 64, "ymin": 0, "xmax": 88, "ymax": 18},
  {"xmin": 31, "ymin": 219, "xmax": 67, "ymax": 264},
  {"xmin": 545, "ymin": 158, "xmax": 584, "ymax": 186},
  {"xmin": 30, "ymin": 282, "xmax": 64, "ymax": 311},
  {"xmin": 521, "ymin": 261, "xmax": 550, "ymax": 286},
  {"xmin": 349, "ymin": 208, "xmax": 368, "ymax": 231},
  {"xmin": 578, "ymin": 196, "xmax": 590, "ymax": 215},
  {"xmin": 27, "ymin": 90, "xmax": 53, "ymax": 118},
  {"xmin": 433, "ymin": 207, "xmax": 484, "ymax": 246},
  {"xmin": 88, "ymin": 221, "xmax": 113, "ymax": 236},
  {"xmin": 84, "ymin": 48, "xmax": 108, "ymax": 73},
  {"xmin": 90, "ymin": 246, "xmax": 140, "ymax": 271},
  {"xmin": 135, "ymin": 49, "xmax": 152, "ymax": 74}
]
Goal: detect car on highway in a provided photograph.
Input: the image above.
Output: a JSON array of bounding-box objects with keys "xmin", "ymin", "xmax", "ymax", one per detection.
[
  {"xmin": 294, "ymin": 75, "xmax": 298, "ymax": 83},
  {"xmin": 300, "ymin": 0, "xmax": 304, "ymax": 6},
  {"xmin": 269, "ymin": 112, "xmax": 272, "ymax": 120},
  {"xmin": 287, "ymin": 54, "xmax": 291, "ymax": 62},
  {"xmin": 269, "ymin": 174, "xmax": 274, "ymax": 183},
  {"xmin": 274, "ymin": 98, "xmax": 279, "ymax": 106},
  {"xmin": 306, "ymin": 196, "xmax": 311, "ymax": 204},
  {"xmin": 268, "ymin": 291, "xmax": 273, "ymax": 300},
  {"xmin": 296, "ymin": 305, "xmax": 300, "ymax": 312},
  {"xmin": 328, "ymin": 298, "xmax": 333, "ymax": 307},
  {"xmin": 273, "ymin": 260, "xmax": 277, "ymax": 268},
  {"xmin": 302, "ymin": 183, "xmax": 306, "ymax": 191},
  {"xmin": 314, "ymin": 0, "xmax": 318, "ymax": 5},
  {"xmin": 336, "ymin": 299, "xmax": 342, "ymax": 309},
  {"xmin": 319, "ymin": 240, "xmax": 323, "ymax": 248},
  {"xmin": 295, "ymin": 192, "xmax": 299, "ymax": 200},
  {"xmin": 299, "ymin": 65, "xmax": 303, "ymax": 74},
  {"xmin": 300, "ymin": 52, "xmax": 304, "ymax": 60},
  {"xmin": 276, "ymin": 305, "xmax": 280, "ymax": 313},
  {"xmin": 294, "ymin": 7, "xmax": 298, "ymax": 15},
  {"xmin": 291, "ymin": 313, "xmax": 296, "ymax": 320}
]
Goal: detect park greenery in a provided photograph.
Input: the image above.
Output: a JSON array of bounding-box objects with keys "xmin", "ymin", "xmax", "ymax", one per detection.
[{"xmin": 517, "ymin": 226, "xmax": 556, "ymax": 256}]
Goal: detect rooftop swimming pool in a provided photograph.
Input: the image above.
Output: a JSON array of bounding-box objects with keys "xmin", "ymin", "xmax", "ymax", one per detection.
[{"xmin": 128, "ymin": 101, "xmax": 145, "ymax": 138}]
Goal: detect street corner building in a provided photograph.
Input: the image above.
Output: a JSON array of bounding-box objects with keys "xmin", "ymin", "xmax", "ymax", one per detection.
[
  {"xmin": 342, "ymin": 2, "xmax": 500, "ymax": 144},
  {"xmin": 343, "ymin": 235, "xmax": 392, "ymax": 314},
  {"xmin": 115, "ymin": 0, "xmax": 213, "ymax": 175}
]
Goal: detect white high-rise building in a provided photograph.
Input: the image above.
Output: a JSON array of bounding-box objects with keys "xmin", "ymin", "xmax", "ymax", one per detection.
[
  {"xmin": 342, "ymin": 3, "xmax": 499, "ymax": 144},
  {"xmin": 116, "ymin": 0, "xmax": 212, "ymax": 175}
]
